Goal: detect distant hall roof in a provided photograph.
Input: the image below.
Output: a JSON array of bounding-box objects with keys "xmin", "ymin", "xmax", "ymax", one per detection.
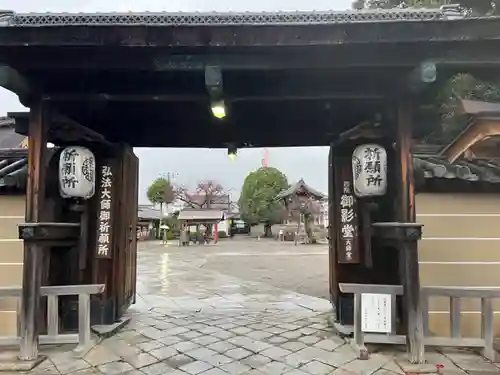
[{"xmin": 275, "ymin": 179, "xmax": 326, "ymax": 201}]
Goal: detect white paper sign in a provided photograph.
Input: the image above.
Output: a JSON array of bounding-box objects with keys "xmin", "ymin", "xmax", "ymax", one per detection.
[
  {"xmin": 361, "ymin": 293, "xmax": 392, "ymax": 333},
  {"xmin": 59, "ymin": 146, "xmax": 96, "ymax": 199},
  {"xmin": 352, "ymin": 144, "xmax": 387, "ymax": 198}
]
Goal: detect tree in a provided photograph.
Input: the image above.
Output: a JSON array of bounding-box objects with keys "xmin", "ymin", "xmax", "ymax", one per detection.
[
  {"xmin": 146, "ymin": 177, "xmax": 175, "ymax": 217},
  {"xmin": 239, "ymin": 167, "xmax": 289, "ymax": 237},
  {"xmin": 175, "ymin": 180, "xmax": 231, "ymax": 209},
  {"xmin": 174, "ymin": 180, "xmax": 231, "ymax": 236}
]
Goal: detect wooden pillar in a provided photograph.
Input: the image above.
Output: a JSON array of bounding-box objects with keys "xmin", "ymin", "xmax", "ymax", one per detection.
[
  {"xmin": 327, "ymin": 144, "xmax": 338, "ymax": 312},
  {"xmin": 397, "ymin": 99, "xmax": 425, "ymax": 364},
  {"xmin": 19, "ymin": 100, "xmax": 49, "ymax": 361}
]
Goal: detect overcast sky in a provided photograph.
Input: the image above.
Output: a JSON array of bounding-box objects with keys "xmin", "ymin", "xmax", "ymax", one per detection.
[{"xmin": 0, "ymin": 0, "xmax": 353, "ymax": 203}]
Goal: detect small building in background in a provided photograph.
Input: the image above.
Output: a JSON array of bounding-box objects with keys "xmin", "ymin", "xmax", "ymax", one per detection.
[
  {"xmin": 137, "ymin": 205, "xmax": 162, "ymax": 240},
  {"xmin": 179, "ymin": 194, "xmax": 236, "ymax": 236}
]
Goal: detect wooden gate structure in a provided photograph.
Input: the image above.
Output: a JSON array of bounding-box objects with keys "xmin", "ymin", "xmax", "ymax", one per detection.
[{"xmin": 1, "ymin": 5, "xmax": 500, "ymax": 365}]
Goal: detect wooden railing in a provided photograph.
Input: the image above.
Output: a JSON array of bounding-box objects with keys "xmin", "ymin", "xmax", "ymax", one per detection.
[
  {"xmin": 0, "ymin": 284, "xmax": 105, "ymax": 354},
  {"xmin": 339, "ymin": 283, "xmax": 405, "ymax": 360},
  {"xmin": 339, "ymin": 283, "xmax": 499, "ymax": 361},
  {"xmin": 421, "ymin": 286, "xmax": 499, "ymax": 361}
]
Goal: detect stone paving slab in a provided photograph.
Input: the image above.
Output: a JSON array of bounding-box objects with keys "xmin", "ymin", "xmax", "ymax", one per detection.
[{"xmin": 2, "ymin": 241, "xmax": 498, "ymax": 375}]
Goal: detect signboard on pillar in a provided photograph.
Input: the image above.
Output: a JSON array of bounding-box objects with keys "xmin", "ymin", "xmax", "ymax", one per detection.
[
  {"xmin": 337, "ymin": 163, "xmax": 360, "ymax": 264},
  {"xmin": 96, "ymin": 163, "xmax": 114, "ymax": 259},
  {"xmin": 361, "ymin": 293, "xmax": 392, "ymax": 333}
]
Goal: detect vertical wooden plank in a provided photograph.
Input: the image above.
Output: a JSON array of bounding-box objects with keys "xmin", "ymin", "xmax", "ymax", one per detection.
[
  {"xmin": 129, "ymin": 150, "xmax": 139, "ymax": 305},
  {"xmin": 390, "ymin": 294, "xmax": 397, "ymax": 335},
  {"xmin": 78, "ymin": 293, "xmax": 91, "ymax": 348},
  {"xmin": 78, "ymin": 206, "xmax": 90, "ymax": 271},
  {"xmin": 397, "ymin": 99, "xmax": 425, "ymax": 364},
  {"xmin": 91, "ymin": 156, "xmax": 115, "ymax": 324},
  {"xmin": 20, "ymin": 100, "xmax": 48, "ymax": 361},
  {"xmin": 353, "ymin": 292, "xmax": 368, "ymax": 360},
  {"xmin": 95, "ymin": 162, "xmax": 114, "ymax": 260},
  {"xmin": 353, "ymin": 293, "xmax": 363, "ymax": 347},
  {"xmin": 328, "ymin": 144, "xmax": 338, "ymax": 305},
  {"xmin": 336, "ymin": 160, "xmax": 360, "ymax": 264},
  {"xmin": 116, "ymin": 148, "xmax": 126, "ymax": 316},
  {"xmin": 46, "ymin": 295, "xmax": 59, "ymax": 337},
  {"xmin": 420, "ymin": 292, "xmax": 429, "ymax": 336},
  {"xmin": 481, "ymin": 297, "xmax": 494, "ymax": 361},
  {"xmin": 449, "ymin": 297, "xmax": 461, "ymax": 338},
  {"xmin": 109, "ymin": 147, "xmax": 127, "ymax": 318}
]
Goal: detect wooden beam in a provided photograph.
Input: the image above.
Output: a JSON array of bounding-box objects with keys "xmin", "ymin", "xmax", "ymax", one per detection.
[
  {"xmin": 467, "ymin": 141, "xmax": 500, "ymax": 158},
  {"xmin": 0, "ymin": 64, "xmax": 31, "ymax": 97},
  {"xmin": 50, "ymin": 113, "xmax": 111, "ymax": 145},
  {"xmin": 397, "ymin": 99, "xmax": 425, "ymax": 364},
  {"xmin": 42, "ymin": 92, "xmax": 386, "ymax": 102},
  {"xmin": 19, "ymin": 100, "xmax": 49, "ymax": 361},
  {"xmin": 441, "ymin": 119, "xmax": 500, "ymax": 163},
  {"xmin": 11, "ymin": 110, "xmax": 113, "ymax": 146},
  {"xmin": 10, "ymin": 42, "xmax": 500, "ymax": 72},
  {"xmin": 335, "ymin": 121, "xmax": 384, "ymax": 144},
  {"xmin": 3, "ymin": 18, "xmax": 500, "ymax": 48}
]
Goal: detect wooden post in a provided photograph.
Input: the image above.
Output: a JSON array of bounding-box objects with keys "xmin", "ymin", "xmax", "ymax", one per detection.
[
  {"xmin": 397, "ymin": 99, "xmax": 425, "ymax": 364},
  {"xmin": 327, "ymin": 144, "xmax": 338, "ymax": 310},
  {"xmin": 19, "ymin": 100, "xmax": 49, "ymax": 361}
]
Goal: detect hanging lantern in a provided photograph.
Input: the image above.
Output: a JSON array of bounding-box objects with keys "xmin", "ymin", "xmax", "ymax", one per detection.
[
  {"xmin": 58, "ymin": 146, "xmax": 96, "ymax": 199},
  {"xmin": 352, "ymin": 144, "xmax": 387, "ymax": 198}
]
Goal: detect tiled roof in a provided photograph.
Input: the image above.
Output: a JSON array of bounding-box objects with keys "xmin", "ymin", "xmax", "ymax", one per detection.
[
  {"xmin": 0, "ymin": 116, "xmax": 25, "ymax": 149},
  {"xmin": 414, "ymin": 156, "xmax": 500, "ymax": 183},
  {"xmin": 275, "ymin": 179, "xmax": 326, "ymax": 201},
  {"xmin": 177, "ymin": 208, "xmax": 225, "ymax": 221},
  {"xmin": 459, "ymin": 99, "xmax": 500, "ymax": 117},
  {"xmin": 137, "ymin": 205, "xmax": 162, "ymax": 220},
  {"xmin": 0, "ymin": 8, "xmax": 458, "ymax": 27}
]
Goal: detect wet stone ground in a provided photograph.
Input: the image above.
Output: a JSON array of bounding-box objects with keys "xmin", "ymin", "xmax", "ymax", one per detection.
[{"xmin": 4, "ymin": 240, "xmax": 500, "ymax": 374}]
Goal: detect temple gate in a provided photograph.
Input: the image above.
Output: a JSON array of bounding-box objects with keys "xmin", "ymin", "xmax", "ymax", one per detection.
[{"xmin": 0, "ymin": 5, "xmax": 500, "ymax": 368}]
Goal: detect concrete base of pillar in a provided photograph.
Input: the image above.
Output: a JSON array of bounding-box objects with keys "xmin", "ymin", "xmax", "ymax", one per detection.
[
  {"xmin": 91, "ymin": 316, "xmax": 131, "ymax": 339},
  {"xmin": 0, "ymin": 351, "xmax": 46, "ymax": 372}
]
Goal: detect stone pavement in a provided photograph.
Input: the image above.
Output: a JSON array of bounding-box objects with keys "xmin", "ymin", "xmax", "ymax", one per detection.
[{"xmin": 3, "ymin": 241, "xmax": 499, "ymax": 374}]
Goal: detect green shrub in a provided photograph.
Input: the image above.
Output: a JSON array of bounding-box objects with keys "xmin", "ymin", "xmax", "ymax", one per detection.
[
  {"xmin": 166, "ymin": 231, "xmax": 175, "ymax": 240},
  {"xmin": 217, "ymin": 231, "xmax": 228, "ymax": 239}
]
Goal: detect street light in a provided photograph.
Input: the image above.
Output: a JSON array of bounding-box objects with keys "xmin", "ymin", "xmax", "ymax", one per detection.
[
  {"xmin": 211, "ymin": 100, "xmax": 226, "ymax": 119},
  {"xmin": 227, "ymin": 143, "xmax": 237, "ymax": 161}
]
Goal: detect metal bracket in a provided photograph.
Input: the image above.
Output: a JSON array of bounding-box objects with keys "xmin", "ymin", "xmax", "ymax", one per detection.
[
  {"xmin": 371, "ymin": 222, "xmax": 423, "ymax": 241},
  {"xmin": 18, "ymin": 222, "xmax": 81, "ymax": 242}
]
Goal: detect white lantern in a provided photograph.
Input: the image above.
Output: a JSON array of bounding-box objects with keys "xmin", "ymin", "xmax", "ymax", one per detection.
[
  {"xmin": 352, "ymin": 144, "xmax": 387, "ymax": 197},
  {"xmin": 59, "ymin": 146, "xmax": 96, "ymax": 199}
]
